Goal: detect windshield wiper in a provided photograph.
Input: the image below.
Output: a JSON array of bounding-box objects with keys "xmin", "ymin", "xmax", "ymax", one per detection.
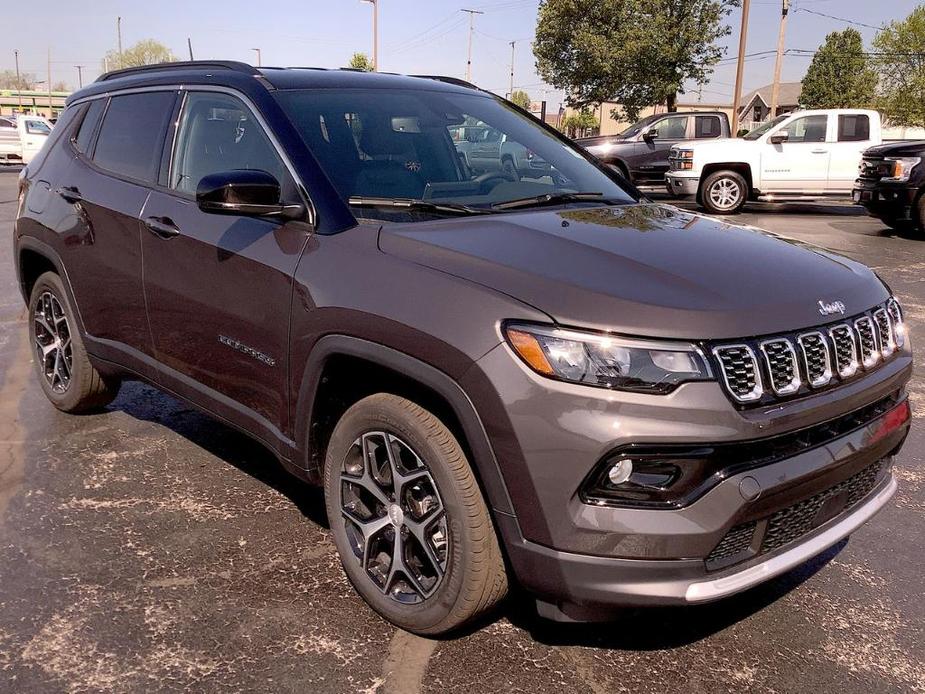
[
  {"xmin": 490, "ymin": 192, "xmax": 621, "ymax": 211},
  {"xmin": 348, "ymin": 196, "xmax": 493, "ymax": 216}
]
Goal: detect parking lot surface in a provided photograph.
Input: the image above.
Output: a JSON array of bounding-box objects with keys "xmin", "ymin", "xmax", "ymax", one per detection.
[{"xmin": 1, "ymin": 169, "xmax": 923, "ymax": 693}]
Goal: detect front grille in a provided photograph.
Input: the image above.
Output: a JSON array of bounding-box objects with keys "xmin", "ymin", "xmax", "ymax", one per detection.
[
  {"xmin": 858, "ymin": 157, "xmax": 891, "ymax": 181},
  {"xmin": 713, "ymin": 345, "xmax": 762, "ymax": 401},
  {"xmin": 712, "ymin": 300, "xmax": 903, "ymax": 406},
  {"xmin": 762, "ymin": 460, "xmax": 883, "ymax": 553},
  {"xmin": 707, "ymin": 460, "xmax": 885, "ymax": 571}
]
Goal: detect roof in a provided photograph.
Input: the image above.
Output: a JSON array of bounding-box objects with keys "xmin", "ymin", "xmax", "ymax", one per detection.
[
  {"xmin": 738, "ymin": 82, "xmax": 802, "ymax": 112},
  {"xmin": 67, "ymin": 61, "xmax": 485, "ymax": 105}
]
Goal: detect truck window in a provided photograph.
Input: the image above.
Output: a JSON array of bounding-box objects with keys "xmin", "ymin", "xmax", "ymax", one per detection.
[
  {"xmin": 838, "ymin": 115, "xmax": 870, "ymax": 142},
  {"xmin": 779, "ymin": 115, "xmax": 827, "ymax": 144},
  {"xmin": 92, "ymin": 91, "xmax": 175, "ymax": 182},
  {"xmin": 73, "ymin": 99, "xmax": 106, "ymax": 154},
  {"xmin": 656, "ymin": 116, "xmax": 688, "ymax": 139},
  {"xmin": 25, "ymin": 120, "xmax": 52, "ymax": 136},
  {"xmin": 694, "ymin": 116, "xmax": 721, "ymax": 139}
]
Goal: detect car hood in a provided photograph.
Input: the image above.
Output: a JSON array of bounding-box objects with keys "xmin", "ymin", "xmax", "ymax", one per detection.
[
  {"xmin": 378, "ymin": 204, "xmax": 888, "ymax": 340},
  {"xmin": 863, "ymin": 140, "xmax": 925, "ymax": 157}
]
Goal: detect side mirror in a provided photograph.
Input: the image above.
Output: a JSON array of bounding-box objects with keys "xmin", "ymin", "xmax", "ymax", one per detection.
[
  {"xmin": 643, "ymin": 129, "xmax": 659, "ymax": 142},
  {"xmin": 769, "ymin": 132, "xmax": 789, "ymax": 145},
  {"xmin": 196, "ymin": 170, "xmax": 304, "ymax": 219}
]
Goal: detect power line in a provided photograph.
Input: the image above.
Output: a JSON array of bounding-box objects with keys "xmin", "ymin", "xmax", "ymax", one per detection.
[{"xmin": 794, "ymin": 7, "xmax": 883, "ymax": 31}]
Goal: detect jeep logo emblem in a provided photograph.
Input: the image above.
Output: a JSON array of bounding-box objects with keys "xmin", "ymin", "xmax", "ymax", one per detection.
[{"xmin": 817, "ymin": 300, "xmax": 847, "ymax": 316}]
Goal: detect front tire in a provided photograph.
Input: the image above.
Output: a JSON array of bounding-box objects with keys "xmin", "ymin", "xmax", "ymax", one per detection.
[
  {"xmin": 28, "ymin": 271, "xmax": 120, "ymax": 412},
  {"xmin": 324, "ymin": 394, "xmax": 508, "ymax": 635},
  {"xmin": 700, "ymin": 170, "xmax": 748, "ymax": 215}
]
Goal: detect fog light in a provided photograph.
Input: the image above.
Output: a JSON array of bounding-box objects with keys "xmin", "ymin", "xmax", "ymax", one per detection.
[{"xmin": 607, "ymin": 459, "xmax": 633, "ymax": 485}]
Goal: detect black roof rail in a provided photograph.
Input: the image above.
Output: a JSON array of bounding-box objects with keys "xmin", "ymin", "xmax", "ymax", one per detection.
[
  {"xmin": 410, "ymin": 75, "xmax": 481, "ymax": 91},
  {"xmin": 96, "ymin": 60, "xmax": 259, "ymax": 83}
]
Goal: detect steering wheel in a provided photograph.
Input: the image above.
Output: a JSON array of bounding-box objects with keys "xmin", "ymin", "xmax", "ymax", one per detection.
[{"xmin": 473, "ymin": 170, "xmax": 516, "ymax": 191}]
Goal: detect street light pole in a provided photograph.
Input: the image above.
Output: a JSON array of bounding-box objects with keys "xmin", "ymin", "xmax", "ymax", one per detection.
[
  {"xmin": 75, "ymin": 65, "xmax": 84, "ymax": 89},
  {"xmin": 117, "ymin": 16, "xmax": 123, "ymax": 68},
  {"xmin": 730, "ymin": 0, "xmax": 751, "ymax": 135},
  {"xmin": 461, "ymin": 9, "xmax": 484, "ymax": 83},
  {"xmin": 360, "ymin": 0, "xmax": 379, "ymax": 71},
  {"xmin": 252, "ymin": 48, "xmax": 262, "ymax": 66},
  {"xmin": 14, "ymin": 50, "xmax": 23, "ymax": 112},
  {"xmin": 770, "ymin": 0, "xmax": 790, "ymax": 119},
  {"xmin": 509, "ymin": 41, "xmax": 515, "ymax": 99}
]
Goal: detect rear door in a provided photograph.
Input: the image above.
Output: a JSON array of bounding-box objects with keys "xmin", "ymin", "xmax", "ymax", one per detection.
[
  {"xmin": 632, "ymin": 114, "xmax": 689, "ymax": 183},
  {"xmin": 827, "ymin": 114, "xmax": 872, "ymax": 192},
  {"xmin": 140, "ymin": 89, "xmax": 310, "ymax": 444}
]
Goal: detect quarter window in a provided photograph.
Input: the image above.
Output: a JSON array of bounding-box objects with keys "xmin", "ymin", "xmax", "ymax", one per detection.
[
  {"xmin": 838, "ymin": 114, "xmax": 870, "ymax": 142},
  {"xmin": 73, "ymin": 99, "xmax": 105, "ymax": 154},
  {"xmin": 170, "ymin": 92, "xmax": 290, "ymax": 195},
  {"xmin": 777, "ymin": 115, "xmax": 827, "ymax": 143},
  {"xmin": 93, "ymin": 91, "xmax": 176, "ymax": 182}
]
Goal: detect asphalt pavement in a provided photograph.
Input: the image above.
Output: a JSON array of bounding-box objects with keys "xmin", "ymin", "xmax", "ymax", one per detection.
[{"xmin": 1, "ymin": 168, "xmax": 923, "ymax": 693}]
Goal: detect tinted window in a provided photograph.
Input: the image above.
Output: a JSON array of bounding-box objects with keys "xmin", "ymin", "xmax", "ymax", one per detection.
[
  {"xmin": 73, "ymin": 99, "xmax": 105, "ymax": 154},
  {"xmin": 778, "ymin": 115, "xmax": 827, "ymax": 143},
  {"xmin": 838, "ymin": 114, "xmax": 870, "ymax": 142},
  {"xmin": 93, "ymin": 91, "xmax": 175, "ymax": 182},
  {"xmin": 695, "ymin": 116, "xmax": 721, "ymax": 139},
  {"xmin": 0, "ymin": 118, "xmax": 14, "ymax": 129},
  {"xmin": 170, "ymin": 92, "xmax": 290, "ymax": 195},
  {"xmin": 25, "ymin": 120, "xmax": 51, "ymax": 135},
  {"xmin": 656, "ymin": 116, "xmax": 688, "ymax": 139}
]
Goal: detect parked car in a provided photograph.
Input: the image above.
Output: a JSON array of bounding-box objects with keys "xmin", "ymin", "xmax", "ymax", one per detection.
[
  {"xmin": 15, "ymin": 62, "xmax": 912, "ymax": 635},
  {"xmin": 453, "ymin": 124, "xmax": 554, "ymax": 180},
  {"xmin": 575, "ymin": 111, "xmax": 730, "ymax": 185},
  {"xmin": 666, "ymin": 109, "xmax": 881, "ymax": 214},
  {"xmin": 0, "ymin": 114, "xmax": 54, "ymax": 165},
  {"xmin": 853, "ymin": 140, "xmax": 925, "ymax": 236}
]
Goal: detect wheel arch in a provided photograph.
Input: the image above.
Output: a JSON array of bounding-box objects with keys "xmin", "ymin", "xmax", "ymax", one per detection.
[
  {"xmin": 16, "ymin": 237, "xmax": 87, "ymax": 335},
  {"xmin": 699, "ymin": 162, "xmax": 754, "ymax": 195},
  {"xmin": 294, "ymin": 335, "xmax": 516, "ymax": 519}
]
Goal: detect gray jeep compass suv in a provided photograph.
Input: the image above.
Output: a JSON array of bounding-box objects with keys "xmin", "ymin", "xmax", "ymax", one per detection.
[{"xmin": 14, "ymin": 62, "xmax": 913, "ymax": 635}]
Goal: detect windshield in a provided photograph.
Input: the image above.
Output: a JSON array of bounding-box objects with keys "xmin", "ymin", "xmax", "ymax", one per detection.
[
  {"xmin": 742, "ymin": 115, "xmax": 788, "ymax": 140},
  {"xmin": 275, "ymin": 88, "xmax": 635, "ymax": 221},
  {"xmin": 616, "ymin": 114, "xmax": 661, "ymax": 140}
]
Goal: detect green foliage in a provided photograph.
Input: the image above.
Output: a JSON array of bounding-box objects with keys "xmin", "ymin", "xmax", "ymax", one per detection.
[
  {"xmin": 561, "ymin": 108, "xmax": 599, "ymax": 137},
  {"xmin": 799, "ymin": 29, "xmax": 876, "ymax": 109},
  {"xmin": 0, "ymin": 69, "xmax": 36, "ymax": 90},
  {"xmin": 511, "ymin": 90, "xmax": 532, "ymax": 109},
  {"xmin": 873, "ymin": 5, "xmax": 925, "ymax": 128},
  {"xmin": 347, "ymin": 53, "xmax": 375, "ymax": 72},
  {"xmin": 105, "ymin": 39, "xmax": 177, "ymax": 70},
  {"xmin": 535, "ymin": 0, "xmax": 738, "ymax": 121}
]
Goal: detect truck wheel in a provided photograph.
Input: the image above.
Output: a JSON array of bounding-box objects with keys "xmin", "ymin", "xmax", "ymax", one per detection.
[
  {"xmin": 914, "ymin": 195, "xmax": 925, "ymax": 237},
  {"xmin": 700, "ymin": 170, "xmax": 747, "ymax": 215},
  {"xmin": 324, "ymin": 393, "xmax": 508, "ymax": 636},
  {"xmin": 28, "ymin": 271, "xmax": 120, "ymax": 413}
]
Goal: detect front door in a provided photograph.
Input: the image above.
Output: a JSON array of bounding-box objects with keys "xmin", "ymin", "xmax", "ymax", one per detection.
[
  {"xmin": 141, "ymin": 90, "xmax": 310, "ymax": 444},
  {"xmin": 632, "ymin": 114, "xmax": 689, "ymax": 183},
  {"xmin": 760, "ymin": 114, "xmax": 831, "ymax": 193}
]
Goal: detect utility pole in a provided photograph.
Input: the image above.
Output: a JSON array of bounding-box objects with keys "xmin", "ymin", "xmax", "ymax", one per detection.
[
  {"xmin": 14, "ymin": 50, "xmax": 22, "ymax": 112},
  {"xmin": 252, "ymin": 48, "xmax": 262, "ymax": 66},
  {"xmin": 187, "ymin": 37, "xmax": 194, "ymax": 61},
  {"xmin": 770, "ymin": 0, "xmax": 790, "ymax": 119},
  {"xmin": 360, "ymin": 0, "xmax": 379, "ymax": 71},
  {"xmin": 47, "ymin": 48, "xmax": 52, "ymax": 119},
  {"xmin": 461, "ymin": 9, "xmax": 484, "ymax": 83},
  {"xmin": 509, "ymin": 41, "xmax": 516, "ymax": 99},
  {"xmin": 730, "ymin": 0, "xmax": 751, "ymax": 135},
  {"xmin": 75, "ymin": 65, "xmax": 84, "ymax": 89},
  {"xmin": 117, "ymin": 16, "xmax": 123, "ymax": 69}
]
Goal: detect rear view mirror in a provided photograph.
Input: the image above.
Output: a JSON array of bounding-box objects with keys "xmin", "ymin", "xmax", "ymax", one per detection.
[
  {"xmin": 197, "ymin": 170, "xmax": 304, "ymax": 219},
  {"xmin": 770, "ymin": 132, "xmax": 789, "ymax": 145}
]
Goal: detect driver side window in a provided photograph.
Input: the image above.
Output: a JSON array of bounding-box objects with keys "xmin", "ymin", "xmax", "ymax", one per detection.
[
  {"xmin": 171, "ymin": 92, "xmax": 290, "ymax": 196},
  {"xmin": 656, "ymin": 116, "xmax": 688, "ymax": 139},
  {"xmin": 777, "ymin": 115, "xmax": 827, "ymax": 144}
]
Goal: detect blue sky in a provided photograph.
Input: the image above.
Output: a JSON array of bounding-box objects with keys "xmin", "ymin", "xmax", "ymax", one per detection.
[{"xmin": 4, "ymin": 0, "xmax": 919, "ymax": 108}]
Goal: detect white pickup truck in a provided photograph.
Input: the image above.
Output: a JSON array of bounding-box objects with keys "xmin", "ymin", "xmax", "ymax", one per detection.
[
  {"xmin": 0, "ymin": 115, "xmax": 54, "ymax": 166},
  {"xmin": 666, "ymin": 109, "xmax": 881, "ymax": 214}
]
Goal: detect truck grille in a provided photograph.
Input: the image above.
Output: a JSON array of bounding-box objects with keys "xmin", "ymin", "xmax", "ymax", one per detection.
[
  {"xmin": 707, "ymin": 460, "xmax": 885, "ymax": 570},
  {"xmin": 712, "ymin": 300, "xmax": 904, "ymax": 406}
]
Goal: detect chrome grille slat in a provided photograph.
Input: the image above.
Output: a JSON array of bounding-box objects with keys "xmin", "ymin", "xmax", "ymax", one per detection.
[
  {"xmin": 760, "ymin": 339, "xmax": 801, "ymax": 395},
  {"xmin": 873, "ymin": 308, "xmax": 895, "ymax": 357},
  {"xmin": 797, "ymin": 332, "xmax": 832, "ymax": 388},
  {"xmin": 887, "ymin": 298, "xmax": 905, "ymax": 348},
  {"xmin": 712, "ymin": 345, "xmax": 763, "ymax": 402},
  {"xmin": 854, "ymin": 317, "xmax": 879, "ymax": 369},
  {"xmin": 829, "ymin": 324, "xmax": 859, "ymax": 379}
]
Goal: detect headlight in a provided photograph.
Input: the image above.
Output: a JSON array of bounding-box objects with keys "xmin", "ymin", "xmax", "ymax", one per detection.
[
  {"xmin": 884, "ymin": 157, "xmax": 920, "ymax": 182},
  {"xmin": 670, "ymin": 149, "xmax": 694, "ymax": 171},
  {"xmin": 675, "ymin": 149, "xmax": 694, "ymax": 159},
  {"xmin": 504, "ymin": 323, "xmax": 712, "ymax": 394},
  {"xmin": 888, "ymin": 296, "xmax": 908, "ymax": 349}
]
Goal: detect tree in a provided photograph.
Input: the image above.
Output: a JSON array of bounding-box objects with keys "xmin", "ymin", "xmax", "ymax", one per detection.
[
  {"xmin": 347, "ymin": 52, "xmax": 374, "ymax": 71},
  {"xmin": 873, "ymin": 5, "xmax": 925, "ymax": 128},
  {"xmin": 104, "ymin": 39, "xmax": 177, "ymax": 70},
  {"xmin": 561, "ymin": 108, "xmax": 599, "ymax": 137},
  {"xmin": 0, "ymin": 69, "xmax": 36, "ymax": 90},
  {"xmin": 535, "ymin": 0, "xmax": 738, "ymax": 121},
  {"xmin": 510, "ymin": 90, "xmax": 531, "ymax": 109},
  {"xmin": 51, "ymin": 81, "xmax": 70, "ymax": 92},
  {"xmin": 799, "ymin": 29, "xmax": 876, "ymax": 109}
]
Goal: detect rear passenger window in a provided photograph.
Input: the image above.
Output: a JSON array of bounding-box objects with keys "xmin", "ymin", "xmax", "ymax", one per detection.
[
  {"xmin": 838, "ymin": 115, "xmax": 870, "ymax": 142},
  {"xmin": 73, "ymin": 99, "xmax": 105, "ymax": 154},
  {"xmin": 93, "ymin": 91, "xmax": 175, "ymax": 182},
  {"xmin": 695, "ymin": 116, "xmax": 721, "ymax": 139}
]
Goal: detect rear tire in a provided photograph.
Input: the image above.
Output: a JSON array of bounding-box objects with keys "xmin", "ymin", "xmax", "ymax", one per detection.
[
  {"xmin": 700, "ymin": 170, "xmax": 748, "ymax": 215},
  {"xmin": 324, "ymin": 393, "xmax": 508, "ymax": 635},
  {"xmin": 28, "ymin": 272, "xmax": 120, "ymax": 413}
]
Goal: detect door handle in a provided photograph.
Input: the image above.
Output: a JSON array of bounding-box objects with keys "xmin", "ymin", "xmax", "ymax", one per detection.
[
  {"xmin": 56, "ymin": 186, "xmax": 83, "ymax": 204},
  {"xmin": 811, "ymin": 149, "xmax": 828, "ymax": 154},
  {"xmin": 143, "ymin": 216, "xmax": 181, "ymax": 239}
]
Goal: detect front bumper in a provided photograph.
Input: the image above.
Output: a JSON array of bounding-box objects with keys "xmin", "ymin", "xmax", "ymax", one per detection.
[
  {"xmin": 666, "ymin": 173, "xmax": 700, "ymax": 196},
  {"xmin": 852, "ymin": 178, "xmax": 919, "ymax": 219}
]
